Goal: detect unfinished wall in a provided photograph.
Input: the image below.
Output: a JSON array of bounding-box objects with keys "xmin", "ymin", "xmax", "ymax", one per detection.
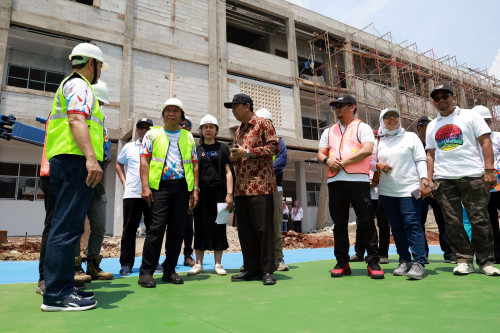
[{"xmin": 227, "ymin": 74, "xmax": 295, "ymax": 138}]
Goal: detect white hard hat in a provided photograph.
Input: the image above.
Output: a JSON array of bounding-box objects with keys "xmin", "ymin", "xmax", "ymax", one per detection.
[
  {"xmin": 69, "ymin": 43, "xmax": 108, "ymax": 70},
  {"xmin": 199, "ymin": 114, "xmax": 219, "ymax": 129},
  {"xmin": 256, "ymin": 108, "xmax": 273, "ymax": 123},
  {"xmin": 472, "ymin": 105, "xmax": 492, "ymax": 119},
  {"xmin": 92, "ymin": 80, "xmax": 109, "ymax": 105},
  {"xmin": 162, "ymin": 98, "xmax": 185, "ymax": 113}
]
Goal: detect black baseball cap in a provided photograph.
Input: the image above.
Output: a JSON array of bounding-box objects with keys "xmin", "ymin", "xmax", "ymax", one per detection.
[
  {"xmin": 136, "ymin": 118, "xmax": 153, "ymax": 127},
  {"xmin": 417, "ymin": 115, "xmax": 433, "ymax": 127},
  {"xmin": 329, "ymin": 95, "xmax": 357, "ymax": 107},
  {"xmin": 224, "ymin": 94, "xmax": 253, "ymax": 108},
  {"xmin": 430, "ymin": 84, "xmax": 454, "ymax": 99}
]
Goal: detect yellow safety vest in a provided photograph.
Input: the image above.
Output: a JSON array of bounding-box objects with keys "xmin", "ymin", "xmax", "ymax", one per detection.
[
  {"xmin": 148, "ymin": 126, "xmax": 195, "ymax": 191},
  {"xmin": 46, "ymin": 72, "xmax": 104, "ymax": 161}
]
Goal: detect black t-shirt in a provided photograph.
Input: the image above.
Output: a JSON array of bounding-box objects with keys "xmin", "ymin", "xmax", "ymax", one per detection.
[{"xmin": 197, "ymin": 142, "xmax": 230, "ymax": 189}]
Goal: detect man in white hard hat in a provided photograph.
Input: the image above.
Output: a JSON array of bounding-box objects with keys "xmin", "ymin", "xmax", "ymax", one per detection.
[
  {"xmin": 255, "ymin": 108, "xmax": 289, "ymax": 271},
  {"xmin": 138, "ymin": 98, "xmax": 199, "ymax": 288},
  {"xmin": 426, "ymin": 84, "xmax": 499, "ymax": 276},
  {"xmin": 473, "ymin": 105, "xmax": 500, "ymax": 263},
  {"xmin": 116, "ymin": 117, "xmax": 154, "ymax": 276},
  {"xmin": 42, "ymin": 43, "xmax": 107, "ymax": 312},
  {"xmin": 72, "ymin": 80, "xmax": 114, "ymax": 282}
]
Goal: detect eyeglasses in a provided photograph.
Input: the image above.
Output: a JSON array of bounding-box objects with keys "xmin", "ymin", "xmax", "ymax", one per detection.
[
  {"xmin": 432, "ymin": 93, "xmax": 451, "ymax": 102},
  {"xmin": 179, "ymin": 123, "xmax": 191, "ymax": 128},
  {"xmin": 383, "ymin": 114, "xmax": 399, "ymax": 120}
]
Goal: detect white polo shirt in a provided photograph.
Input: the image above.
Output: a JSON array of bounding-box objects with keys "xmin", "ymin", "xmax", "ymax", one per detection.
[
  {"xmin": 117, "ymin": 140, "xmax": 143, "ymax": 199},
  {"xmin": 425, "ymin": 106, "xmax": 490, "ymax": 179}
]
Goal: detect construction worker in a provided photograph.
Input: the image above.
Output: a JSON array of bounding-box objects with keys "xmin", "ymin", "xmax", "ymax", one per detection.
[
  {"xmin": 255, "ymin": 108, "xmax": 289, "ymax": 271},
  {"xmin": 137, "ymin": 98, "xmax": 199, "ymax": 288},
  {"xmin": 41, "ymin": 43, "xmax": 107, "ymax": 312},
  {"xmin": 73, "ymin": 80, "xmax": 114, "ymax": 282},
  {"xmin": 317, "ymin": 95, "xmax": 384, "ymax": 279}
]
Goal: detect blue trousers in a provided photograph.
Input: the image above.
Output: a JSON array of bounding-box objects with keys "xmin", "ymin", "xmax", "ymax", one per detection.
[
  {"xmin": 43, "ymin": 155, "xmax": 94, "ymax": 303},
  {"xmin": 379, "ymin": 195, "xmax": 426, "ymax": 265}
]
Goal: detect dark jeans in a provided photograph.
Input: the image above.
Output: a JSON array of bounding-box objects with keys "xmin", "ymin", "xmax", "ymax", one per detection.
[
  {"xmin": 235, "ymin": 194, "xmax": 275, "ymax": 274},
  {"xmin": 420, "ymin": 196, "xmax": 454, "ymax": 258},
  {"xmin": 183, "ymin": 214, "xmax": 194, "ymax": 257},
  {"xmin": 328, "ymin": 181, "xmax": 379, "ymax": 265},
  {"xmin": 39, "ymin": 176, "xmax": 56, "ymax": 281},
  {"xmin": 487, "ymin": 191, "xmax": 500, "ymax": 259},
  {"xmin": 379, "ymin": 196, "xmax": 426, "ymax": 265},
  {"xmin": 120, "ymin": 198, "xmax": 152, "ymax": 268},
  {"xmin": 43, "ymin": 155, "xmax": 94, "ymax": 303},
  {"xmin": 354, "ymin": 199, "xmax": 390, "ymax": 258},
  {"xmin": 293, "ymin": 220, "xmax": 302, "ymax": 233},
  {"xmin": 434, "ymin": 177, "xmax": 494, "ymax": 265},
  {"xmin": 139, "ymin": 180, "xmax": 189, "ymax": 276}
]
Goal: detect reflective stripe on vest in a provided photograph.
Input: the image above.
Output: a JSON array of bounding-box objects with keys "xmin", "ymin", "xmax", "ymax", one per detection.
[
  {"xmin": 148, "ymin": 126, "xmax": 195, "ymax": 191},
  {"xmin": 45, "ymin": 72, "xmax": 104, "ymax": 162},
  {"xmin": 327, "ymin": 118, "xmax": 369, "ymax": 178}
]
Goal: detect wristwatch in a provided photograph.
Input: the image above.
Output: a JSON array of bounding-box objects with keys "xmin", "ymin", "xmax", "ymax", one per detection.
[
  {"xmin": 422, "ymin": 181, "xmax": 429, "ymax": 187},
  {"xmin": 194, "ymin": 187, "xmax": 200, "ymax": 192},
  {"xmin": 323, "ymin": 157, "xmax": 328, "ymax": 165}
]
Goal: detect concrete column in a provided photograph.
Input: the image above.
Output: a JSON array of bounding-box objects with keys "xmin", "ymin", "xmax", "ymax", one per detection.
[
  {"xmin": 218, "ymin": 0, "xmax": 229, "ymax": 129},
  {"xmin": 294, "ymin": 161, "xmax": 308, "ymax": 229},
  {"xmin": 119, "ymin": 0, "xmax": 135, "ymax": 137},
  {"xmin": 315, "ymin": 167, "xmax": 329, "ymax": 229},
  {"xmin": 0, "ymin": 0, "xmax": 12, "ymax": 91},
  {"xmin": 287, "ymin": 11, "xmax": 303, "ymax": 139},
  {"xmin": 343, "ymin": 35, "xmax": 355, "ymax": 94},
  {"xmin": 113, "ymin": 139, "xmax": 127, "ymax": 236},
  {"xmin": 208, "ymin": 0, "xmax": 218, "ymax": 119}
]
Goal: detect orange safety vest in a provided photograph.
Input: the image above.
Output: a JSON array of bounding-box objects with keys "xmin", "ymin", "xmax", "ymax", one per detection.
[
  {"xmin": 327, "ymin": 118, "xmax": 370, "ymax": 178},
  {"xmin": 40, "ymin": 118, "xmax": 50, "ymax": 177}
]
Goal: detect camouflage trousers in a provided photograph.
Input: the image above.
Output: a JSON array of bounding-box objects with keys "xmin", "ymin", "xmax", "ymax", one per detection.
[{"xmin": 434, "ymin": 176, "xmax": 494, "ymax": 265}]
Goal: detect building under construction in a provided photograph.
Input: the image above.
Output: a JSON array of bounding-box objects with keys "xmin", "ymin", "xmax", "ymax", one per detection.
[{"xmin": 0, "ymin": 0, "xmax": 499, "ymax": 236}]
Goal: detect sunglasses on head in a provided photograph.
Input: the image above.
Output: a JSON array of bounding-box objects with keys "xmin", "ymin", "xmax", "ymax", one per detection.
[{"xmin": 432, "ymin": 93, "xmax": 451, "ymax": 102}]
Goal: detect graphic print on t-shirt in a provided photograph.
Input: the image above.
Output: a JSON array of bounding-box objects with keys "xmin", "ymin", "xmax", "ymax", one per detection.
[{"xmin": 435, "ymin": 124, "xmax": 463, "ymax": 151}]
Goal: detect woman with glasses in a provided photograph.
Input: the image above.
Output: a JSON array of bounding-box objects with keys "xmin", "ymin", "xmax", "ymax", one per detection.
[
  {"xmin": 372, "ymin": 108, "xmax": 431, "ymax": 280},
  {"xmin": 187, "ymin": 114, "xmax": 234, "ymax": 276}
]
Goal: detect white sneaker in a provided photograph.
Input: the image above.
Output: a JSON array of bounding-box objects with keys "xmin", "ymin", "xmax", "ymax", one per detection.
[
  {"xmin": 478, "ymin": 264, "xmax": 500, "ymax": 276},
  {"xmin": 453, "ymin": 262, "xmax": 476, "ymax": 275},
  {"xmin": 187, "ymin": 264, "xmax": 203, "ymax": 276},
  {"xmin": 214, "ymin": 264, "xmax": 227, "ymax": 276}
]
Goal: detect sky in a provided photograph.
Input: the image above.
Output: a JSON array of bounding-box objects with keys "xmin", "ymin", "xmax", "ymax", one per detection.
[{"xmin": 285, "ymin": 0, "xmax": 500, "ymax": 80}]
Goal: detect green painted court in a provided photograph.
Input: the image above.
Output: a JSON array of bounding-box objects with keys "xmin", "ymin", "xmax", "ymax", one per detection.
[{"xmin": 1, "ymin": 254, "xmax": 499, "ymax": 332}]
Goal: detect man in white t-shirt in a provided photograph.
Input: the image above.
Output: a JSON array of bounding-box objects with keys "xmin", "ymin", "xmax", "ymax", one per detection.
[
  {"xmin": 317, "ymin": 95, "xmax": 384, "ymax": 279},
  {"xmin": 426, "ymin": 84, "xmax": 500, "ymax": 276},
  {"xmin": 115, "ymin": 118, "xmax": 153, "ymax": 275}
]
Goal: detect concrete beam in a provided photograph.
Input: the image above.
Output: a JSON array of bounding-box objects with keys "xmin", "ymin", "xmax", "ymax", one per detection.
[
  {"xmin": 10, "ymin": 10, "xmax": 124, "ymax": 46},
  {"xmin": 226, "ymin": 61, "xmax": 294, "ymax": 86}
]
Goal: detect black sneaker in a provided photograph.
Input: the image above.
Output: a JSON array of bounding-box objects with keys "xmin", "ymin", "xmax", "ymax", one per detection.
[
  {"xmin": 367, "ymin": 262, "xmax": 385, "ymax": 279},
  {"xmin": 73, "ymin": 287, "xmax": 94, "ymax": 300},
  {"xmin": 41, "ymin": 294, "xmax": 97, "ymax": 312}
]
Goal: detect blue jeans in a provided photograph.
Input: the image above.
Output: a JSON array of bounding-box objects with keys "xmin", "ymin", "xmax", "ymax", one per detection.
[
  {"xmin": 379, "ymin": 195, "xmax": 426, "ymax": 265},
  {"xmin": 281, "ymin": 221, "xmax": 288, "ymax": 232},
  {"xmin": 43, "ymin": 155, "xmax": 94, "ymax": 303}
]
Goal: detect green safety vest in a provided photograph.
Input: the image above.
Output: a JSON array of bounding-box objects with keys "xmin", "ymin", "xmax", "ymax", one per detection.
[
  {"xmin": 45, "ymin": 72, "xmax": 104, "ymax": 162},
  {"xmin": 148, "ymin": 126, "xmax": 195, "ymax": 191}
]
